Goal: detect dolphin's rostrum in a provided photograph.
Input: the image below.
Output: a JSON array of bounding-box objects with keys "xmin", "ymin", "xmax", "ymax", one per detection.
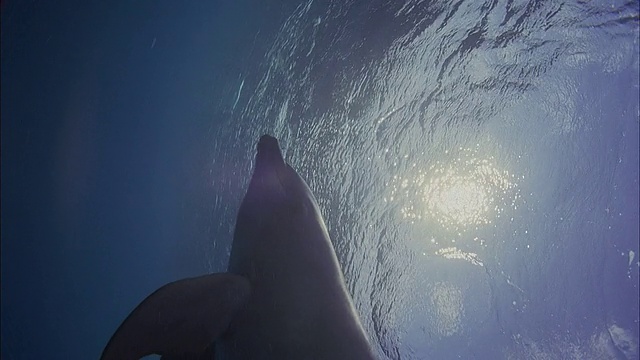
[{"xmin": 101, "ymin": 135, "xmax": 376, "ymax": 360}]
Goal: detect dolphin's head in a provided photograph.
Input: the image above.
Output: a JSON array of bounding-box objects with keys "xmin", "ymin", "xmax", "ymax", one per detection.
[
  {"xmin": 255, "ymin": 134, "xmax": 286, "ymax": 177},
  {"xmin": 230, "ymin": 135, "xmax": 328, "ymax": 275},
  {"xmin": 248, "ymin": 135, "xmax": 288, "ymax": 204},
  {"xmin": 248, "ymin": 135, "xmax": 315, "ymax": 208}
]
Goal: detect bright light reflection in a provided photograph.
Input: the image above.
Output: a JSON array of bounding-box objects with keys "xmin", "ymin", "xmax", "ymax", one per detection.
[
  {"xmin": 426, "ymin": 175, "xmax": 489, "ymax": 227},
  {"xmin": 430, "ymin": 282, "xmax": 463, "ymax": 337},
  {"xmin": 435, "ymin": 247, "xmax": 484, "ymax": 267},
  {"xmin": 386, "ymin": 146, "xmax": 519, "ymax": 232}
]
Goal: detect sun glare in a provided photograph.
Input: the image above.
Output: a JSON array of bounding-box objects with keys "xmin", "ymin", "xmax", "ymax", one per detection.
[
  {"xmin": 386, "ymin": 146, "xmax": 519, "ymax": 233},
  {"xmin": 426, "ymin": 175, "xmax": 489, "ymax": 227}
]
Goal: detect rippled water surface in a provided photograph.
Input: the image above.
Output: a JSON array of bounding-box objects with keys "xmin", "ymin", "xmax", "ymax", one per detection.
[
  {"xmin": 1, "ymin": 0, "xmax": 638, "ymax": 359},
  {"xmin": 206, "ymin": 1, "xmax": 639, "ymax": 359}
]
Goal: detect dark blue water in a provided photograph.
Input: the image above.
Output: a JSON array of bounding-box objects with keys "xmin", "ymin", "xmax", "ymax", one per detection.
[{"xmin": 2, "ymin": 1, "xmax": 638, "ymax": 359}]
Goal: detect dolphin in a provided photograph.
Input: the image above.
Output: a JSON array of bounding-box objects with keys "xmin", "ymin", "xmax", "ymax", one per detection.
[{"xmin": 101, "ymin": 135, "xmax": 376, "ymax": 360}]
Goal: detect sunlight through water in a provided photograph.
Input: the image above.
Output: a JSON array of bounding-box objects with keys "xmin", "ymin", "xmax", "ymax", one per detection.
[
  {"xmin": 387, "ymin": 146, "xmax": 520, "ymax": 234},
  {"xmin": 430, "ymin": 282, "xmax": 464, "ymax": 337},
  {"xmin": 435, "ymin": 247, "xmax": 484, "ymax": 267}
]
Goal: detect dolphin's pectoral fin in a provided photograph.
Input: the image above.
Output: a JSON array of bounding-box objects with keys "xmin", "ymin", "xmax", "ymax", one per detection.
[{"xmin": 101, "ymin": 273, "xmax": 250, "ymax": 360}]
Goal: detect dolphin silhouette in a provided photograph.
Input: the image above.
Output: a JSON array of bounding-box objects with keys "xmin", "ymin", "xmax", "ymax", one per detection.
[{"xmin": 101, "ymin": 135, "xmax": 376, "ymax": 360}]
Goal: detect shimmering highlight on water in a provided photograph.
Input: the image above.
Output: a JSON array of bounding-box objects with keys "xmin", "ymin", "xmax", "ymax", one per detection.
[{"xmin": 386, "ymin": 146, "xmax": 519, "ymax": 233}]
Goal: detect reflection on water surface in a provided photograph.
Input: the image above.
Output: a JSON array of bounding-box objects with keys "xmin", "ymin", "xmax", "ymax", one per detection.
[{"xmin": 386, "ymin": 146, "xmax": 521, "ymax": 234}]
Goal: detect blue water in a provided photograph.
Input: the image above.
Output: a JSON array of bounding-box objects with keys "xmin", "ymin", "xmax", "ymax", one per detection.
[{"xmin": 2, "ymin": 1, "xmax": 638, "ymax": 359}]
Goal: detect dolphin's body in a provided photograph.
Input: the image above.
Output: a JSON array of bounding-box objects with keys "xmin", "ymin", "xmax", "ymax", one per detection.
[{"xmin": 101, "ymin": 135, "xmax": 376, "ymax": 360}]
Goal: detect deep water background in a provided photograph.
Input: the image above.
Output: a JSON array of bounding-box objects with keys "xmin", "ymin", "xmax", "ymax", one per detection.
[{"xmin": 2, "ymin": 1, "xmax": 639, "ymax": 359}]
